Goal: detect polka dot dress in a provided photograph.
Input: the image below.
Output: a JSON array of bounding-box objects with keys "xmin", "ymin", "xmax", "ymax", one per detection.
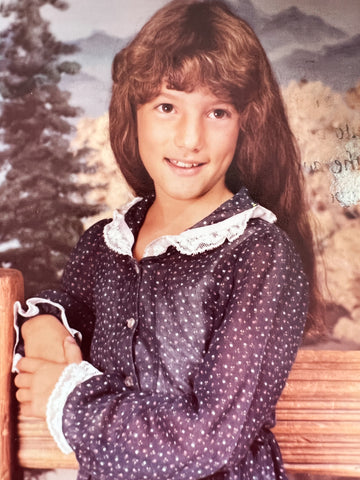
[{"xmin": 34, "ymin": 187, "xmax": 309, "ymax": 479}]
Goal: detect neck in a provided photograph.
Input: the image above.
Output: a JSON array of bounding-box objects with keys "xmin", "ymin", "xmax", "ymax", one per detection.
[
  {"xmin": 133, "ymin": 188, "xmax": 234, "ymax": 261},
  {"xmin": 149, "ymin": 189, "xmax": 233, "ymax": 234}
]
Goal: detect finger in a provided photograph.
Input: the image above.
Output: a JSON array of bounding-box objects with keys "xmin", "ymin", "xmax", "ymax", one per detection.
[
  {"xmin": 64, "ymin": 336, "xmax": 83, "ymax": 364},
  {"xmin": 19, "ymin": 403, "xmax": 36, "ymax": 418},
  {"xmin": 17, "ymin": 357, "xmax": 44, "ymax": 373},
  {"xmin": 16, "ymin": 388, "xmax": 31, "ymax": 403},
  {"xmin": 14, "ymin": 373, "xmax": 32, "ymax": 389}
]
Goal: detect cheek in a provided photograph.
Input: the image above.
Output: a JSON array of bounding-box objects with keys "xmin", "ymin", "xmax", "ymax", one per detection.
[
  {"xmin": 227, "ymin": 127, "xmax": 241, "ymax": 158},
  {"xmin": 215, "ymin": 132, "xmax": 239, "ymax": 162},
  {"xmin": 137, "ymin": 119, "xmax": 167, "ymax": 155},
  {"xmin": 137, "ymin": 126, "xmax": 155, "ymax": 164},
  {"xmin": 137, "ymin": 131, "xmax": 163, "ymax": 177}
]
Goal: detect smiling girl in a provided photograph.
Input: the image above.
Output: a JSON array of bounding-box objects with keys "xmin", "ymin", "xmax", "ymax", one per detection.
[
  {"xmin": 133, "ymin": 85, "xmax": 241, "ymax": 259},
  {"xmin": 15, "ymin": 1, "xmax": 322, "ymax": 479}
]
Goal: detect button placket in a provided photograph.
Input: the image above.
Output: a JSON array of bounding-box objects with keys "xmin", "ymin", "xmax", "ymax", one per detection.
[{"xmin": 122, "ymin": 259, "xmax": 141, "ymax": 390}]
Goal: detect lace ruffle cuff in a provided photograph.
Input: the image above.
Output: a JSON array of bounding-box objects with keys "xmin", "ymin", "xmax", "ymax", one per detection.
[
  {"xmin": 13, "ymin": 298, "xmax": 82, "ymax": 372},
  {"xmin": 46, "ymin": 361, "xmax": 102, "ymax": 454}
]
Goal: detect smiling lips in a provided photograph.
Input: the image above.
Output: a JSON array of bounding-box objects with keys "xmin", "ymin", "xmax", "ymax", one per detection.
[{"xmin": 166, "ymin": 158, "xmax": 204, "ymax": 169}]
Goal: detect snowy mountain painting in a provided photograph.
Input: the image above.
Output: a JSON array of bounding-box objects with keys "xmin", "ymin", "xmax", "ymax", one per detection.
[{"xmin": 59, "ymin": 0, "xmax": 360, "ymax": 118}]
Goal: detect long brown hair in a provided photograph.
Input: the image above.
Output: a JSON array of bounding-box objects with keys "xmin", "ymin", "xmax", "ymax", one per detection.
[{"xmin": 109, "ymin": 0, "xmax": 323, "ymax": 337}]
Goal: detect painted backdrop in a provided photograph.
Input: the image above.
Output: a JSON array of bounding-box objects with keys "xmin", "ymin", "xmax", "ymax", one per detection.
[
  {"xmin": 0, "ymin": 0, "xmax": 359, "ymax": 345},
  {"xmin": 0, "ymin": 2, "xmax": 359, "ymax": 480}
]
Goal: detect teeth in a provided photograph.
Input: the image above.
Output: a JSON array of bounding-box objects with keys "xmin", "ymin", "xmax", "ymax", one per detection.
[{"xmin": 170, "ymin": 159, "xmax": 200, "ymax": 168}]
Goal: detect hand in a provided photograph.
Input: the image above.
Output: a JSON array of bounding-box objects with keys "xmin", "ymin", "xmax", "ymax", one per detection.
[
  {"xmin": 21, "ymin": 315, "xmax": 72, "ymax": 363},
  {"xmin": 15, "ymin": 336, "xmax": 83, "ymax": 418}
]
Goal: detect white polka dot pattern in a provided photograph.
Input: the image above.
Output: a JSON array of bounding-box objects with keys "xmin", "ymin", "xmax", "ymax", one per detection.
[{"xmin": 32, "ymin": 188, "xmax": 309, "ymax": 480}]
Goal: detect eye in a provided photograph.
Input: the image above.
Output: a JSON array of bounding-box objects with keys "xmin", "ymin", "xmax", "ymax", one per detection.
[
  {"xmin": 209, "ymin": 109, "xmax": 230, "ymax": 119},
  {"xmin": 157, "ymin": 103, "xmax": 174, "ymax": 114}
]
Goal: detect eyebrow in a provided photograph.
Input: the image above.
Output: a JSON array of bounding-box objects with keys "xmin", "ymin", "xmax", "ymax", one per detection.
[
  {"xmin": 155, "ymin": 90, "xmax": 183, "ymax": 100},
  {"xmin": 155, "ymin": 89, "xmax": 235, "ymax": 107}
]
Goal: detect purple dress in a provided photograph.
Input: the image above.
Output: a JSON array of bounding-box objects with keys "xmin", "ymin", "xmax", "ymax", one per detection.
[{"xmin": 17, "ymin": 187, "xmax": 308, "ymax": 479}]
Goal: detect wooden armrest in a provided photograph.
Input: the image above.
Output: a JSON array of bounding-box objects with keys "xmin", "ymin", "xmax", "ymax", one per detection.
[
  {"xmin": 0, "ymin": 269, "xmax": 24, "ymax": 479},
  {"xmin": 274, "ymin": 349, "xmax": 360, "ymax": 476},
  {"xmin": 18, "ymin": 415, "xmax": 78, "ymax": 469}
]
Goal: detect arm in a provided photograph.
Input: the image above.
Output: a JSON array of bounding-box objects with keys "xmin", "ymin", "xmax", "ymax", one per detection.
[
  {"xmin": 15, "ymin": 220, "xmax": 109, "ymax": 364},
  {"xmin": 50, "ymin": 227, "xmax": 309, "ymax": 478},
  {"xmin": 22, "ymin": 315, "xmax": 70, "ymax": 363},
  {"xmin": 15, "ymin": 336, "xmax": 83, "ymax": 418}
]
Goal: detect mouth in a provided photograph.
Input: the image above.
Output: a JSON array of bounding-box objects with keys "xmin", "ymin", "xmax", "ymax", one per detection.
[{"xmin": 165, "ymin": 158, "xmax": 205, "ymax": 169}]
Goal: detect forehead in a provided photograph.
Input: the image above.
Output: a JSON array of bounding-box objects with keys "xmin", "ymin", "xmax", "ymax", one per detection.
[{"xmin": 143, "ymin": 81, "xmax": 236, "ymax": 110}]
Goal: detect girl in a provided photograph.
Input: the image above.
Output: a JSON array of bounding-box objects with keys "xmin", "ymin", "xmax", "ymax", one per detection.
[{"xmin": 15, "ymin": 1, "xmax": 322, "ymax": 479}]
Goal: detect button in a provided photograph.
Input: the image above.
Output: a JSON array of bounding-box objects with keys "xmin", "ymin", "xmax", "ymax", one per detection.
[
  {"xmin": 124, "ymin": 376, "xmax": 134, "ymax": 387},
  {"xmin": 126, "ymin": 317, "xmax": 136, "ymax": 329}
]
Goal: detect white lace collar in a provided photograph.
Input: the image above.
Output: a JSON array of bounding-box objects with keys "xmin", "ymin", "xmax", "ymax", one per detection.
[{"xmin": 103, "ymin": 197, "xmax": 277, "ymax": 258}]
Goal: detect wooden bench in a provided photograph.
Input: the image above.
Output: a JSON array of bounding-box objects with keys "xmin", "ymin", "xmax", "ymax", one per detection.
[{"xmin": 1, "ymin": 268, "xmax": 360, "ymax": 477}]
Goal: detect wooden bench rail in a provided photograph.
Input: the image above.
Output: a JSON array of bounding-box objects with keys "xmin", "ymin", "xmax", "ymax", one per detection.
[
  {"xmin": 274, "ymin": 349, "xmax": 360, "ymax": 476},
  {"xmin": 1, "ymin": 269, "xmax": 24, "ymax": 480},
  {"xmin": 1, "ymin": 268, "xmax": 360, "ymax": 477}
]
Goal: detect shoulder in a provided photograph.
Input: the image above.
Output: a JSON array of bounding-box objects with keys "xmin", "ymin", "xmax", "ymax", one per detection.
[
  {"xmin": 77, "ymin": 218, "xmax": 112, "ymax": 247},
  {"xmin": 79, "ymin": 196, "xmax": 145, "ymax": 246},
  {"xmin": 233, "ymin": 218, "xmax": 305, "ymax": 277},
  {"xmin": 243, "ymin": 218, "xmax": 298, "ymax": 253},
  {"xmin": 65, "ymin": 219, "xmax": 113, "ymax": 265}
]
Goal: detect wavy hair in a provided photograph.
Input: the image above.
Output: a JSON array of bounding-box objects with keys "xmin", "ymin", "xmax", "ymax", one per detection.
[{"xmin": 109, "ymin": 0, "xmax": 324, "ymax": 337}]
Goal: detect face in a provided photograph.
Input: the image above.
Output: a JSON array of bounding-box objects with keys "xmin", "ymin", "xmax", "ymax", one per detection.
[{"xmin": 136, "ymin": 84, "xmax": 241, "ymax": 206}]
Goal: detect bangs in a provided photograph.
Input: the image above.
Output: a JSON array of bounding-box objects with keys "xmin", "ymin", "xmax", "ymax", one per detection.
[
  {"xmin": 132, "ymin": 54, "xmax": 250, "ymax": 111},
  {"xmin": 165, "ymin": 56, "xmax": 240, "ymax": 105},
  {"xmin": 115, "ymin": 1, "xmax": 263, "ymax": 111}
]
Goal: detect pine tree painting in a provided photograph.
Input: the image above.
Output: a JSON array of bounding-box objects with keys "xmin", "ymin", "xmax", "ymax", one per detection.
[{"xmin": 0, "ymin": 0, "xmax": 99, "ymax": 296}]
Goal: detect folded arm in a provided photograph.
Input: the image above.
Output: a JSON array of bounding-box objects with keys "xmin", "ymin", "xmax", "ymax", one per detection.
[{"xmin": 21, "ymin": 314, "xmax": 70, "ymax": 363}]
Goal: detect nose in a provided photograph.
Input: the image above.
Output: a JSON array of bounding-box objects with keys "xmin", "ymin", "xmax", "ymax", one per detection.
[{"xmin": 174, "ymin": 113, "xmax": 203, "ymax": 152}]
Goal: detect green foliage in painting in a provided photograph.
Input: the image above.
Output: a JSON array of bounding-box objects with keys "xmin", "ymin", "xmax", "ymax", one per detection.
[{"xmin": 0, "ymin": 0, "xmax": 99, "ymax": 296}]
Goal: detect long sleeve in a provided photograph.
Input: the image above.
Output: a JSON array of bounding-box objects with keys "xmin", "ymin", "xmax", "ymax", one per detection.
[
  {"xmin": 15, "ymin": 220, "xmax": 110, "ymax": 358},
  {"xmin": 59, "ymin": 224, "xmax": 308, "ymax": 479}
]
